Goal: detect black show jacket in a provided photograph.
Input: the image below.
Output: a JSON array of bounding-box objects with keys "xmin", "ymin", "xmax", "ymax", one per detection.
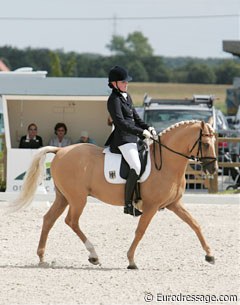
[{"xmin": 105, "ymin": 88, "xmax": 150, "ymax": 153}]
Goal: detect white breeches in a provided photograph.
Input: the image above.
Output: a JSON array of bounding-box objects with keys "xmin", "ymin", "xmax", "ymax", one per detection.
[{"xmin": 119, "ymin": 143, "xmax": 141, "ymax": 176}]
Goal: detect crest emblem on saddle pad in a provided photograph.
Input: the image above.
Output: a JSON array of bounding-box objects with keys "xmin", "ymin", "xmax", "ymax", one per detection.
[
  {"xmin": 109, "ymin": 171, "xmax": 116, "ymax": 179},
  {"xmin": 103, "ymin": 147, "xmax": 151, "ymax": 184}
]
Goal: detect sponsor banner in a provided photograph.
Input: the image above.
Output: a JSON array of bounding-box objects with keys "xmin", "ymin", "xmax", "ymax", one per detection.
[{"xmin": 7, "ymin": 149, "xmax": 55, "ymax": 193}]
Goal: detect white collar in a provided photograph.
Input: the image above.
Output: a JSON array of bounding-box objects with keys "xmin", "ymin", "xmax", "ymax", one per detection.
[
  {"xmin": 27, "ymin": 134, "xmax": 37, "ymax": 140},
  {"xmin": 121, "ymin": 92, "xmax": 128, "ymax": 100}
]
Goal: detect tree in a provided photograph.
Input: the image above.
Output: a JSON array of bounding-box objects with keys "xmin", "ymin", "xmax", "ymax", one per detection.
[
  {"xmin": 143, "ymin": 56, "xmax": 170, "ymax": 82},
  {"xmin": 128, "ymin": 60, "xmax": 149, "ymax": 82},
  {"xmin": 61, "ymin": 52, "xmax": 78, "ymax": 77},
  {"xmin": 106, "ymin": 31, "xmax": 153, "ymax": 57},
  {"xmin": 126, "ymin": 32, "xmax": 154, "ymax": 57},
  {"xmin": 215, "ymin": 60, "xmax": 240, "ymax": 84},
  {"xmin": 186, "ymin": 63, "xmax": 216, "ymax": 84},
  {"xmin": 106, "ymin": 36, "xmax": 127, "ymax": 55},
  {"xmin": 49, "ymin": 51, "xmax": 62, "ymax": 77},
  {"xmin": 26, "ymin": 47, "xmax": 52, "ymax": 73}
]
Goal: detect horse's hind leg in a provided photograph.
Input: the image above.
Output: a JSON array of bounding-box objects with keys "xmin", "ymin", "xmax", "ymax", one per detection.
[
  {"xmin": 167, "ymin": 200, "xmax": 215, "ymax": 264},
  {"xmin": 65, "ymin": 198, "xmax": 100, "ymax": 265},
  {"xmin": 37, "ymin": 188, "xmax": 68, "ymax": 265}
]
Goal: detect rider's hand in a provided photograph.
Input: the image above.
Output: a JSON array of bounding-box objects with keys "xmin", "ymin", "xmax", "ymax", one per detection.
[
  {"xmin": 148, "ymin": 127, "xmax": 157, "ymax": 137},
  {"xmin": 142, "ymin": 129, "xmax": 152, "ymax": 139}
]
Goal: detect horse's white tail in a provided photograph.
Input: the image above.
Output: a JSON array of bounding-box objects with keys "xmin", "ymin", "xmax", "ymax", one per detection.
[{"xmin": 6, "ymin": 146, "xmax": 60, "ymax": 213}]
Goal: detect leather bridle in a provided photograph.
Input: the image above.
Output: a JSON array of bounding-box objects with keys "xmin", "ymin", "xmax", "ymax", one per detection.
[{"xmin": 152, "ymin": 128, "xmax": 217, "ymax": 171}]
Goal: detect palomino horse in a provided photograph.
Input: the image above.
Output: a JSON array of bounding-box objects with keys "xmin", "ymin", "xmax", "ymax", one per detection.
[{"xmin": 9, "ymin": 120, "xmax": 217, "ymax": 269}]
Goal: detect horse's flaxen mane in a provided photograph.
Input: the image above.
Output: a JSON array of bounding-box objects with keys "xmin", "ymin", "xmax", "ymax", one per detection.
[
  {"xmin": 206, "ymin": 122, "xmax": 215, "ymax": 134},
  {"xmin": 159, "ymin": 120, "xmax": 201, "ymax": 137}
]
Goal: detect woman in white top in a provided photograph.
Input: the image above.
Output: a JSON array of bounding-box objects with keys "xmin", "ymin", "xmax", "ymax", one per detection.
[{"xmin": 49, "ymin": 122, "xmax": 72, "ymax": 147}]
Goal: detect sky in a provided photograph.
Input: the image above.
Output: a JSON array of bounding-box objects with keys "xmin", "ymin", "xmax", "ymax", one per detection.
[{"xmin": 0, "ymin": 0, "xmax": 239, "ymax": 59}]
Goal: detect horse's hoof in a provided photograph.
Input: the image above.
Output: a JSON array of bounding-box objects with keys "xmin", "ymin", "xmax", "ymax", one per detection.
[
  {"xmin": 205, "ymin": 255, "xmax": 215, "ymax": 264},
  {"xmin": 38, "ymin": 261, "xmax": 50, "ymax": 268},
  {"xmin": 88, "ymin": 257, "xmax": 100, "ymax": 265},
  {"xmin": 127, "ymin": 264, "xmax": 138, "ymax": 270}
]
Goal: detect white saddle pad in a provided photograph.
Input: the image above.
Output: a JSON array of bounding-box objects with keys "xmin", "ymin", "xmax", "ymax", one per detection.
[{"xmin": 103, "ymin": 147, "xmax": 151, "ymax": 184}]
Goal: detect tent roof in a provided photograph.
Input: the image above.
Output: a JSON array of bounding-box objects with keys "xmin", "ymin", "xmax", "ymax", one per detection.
[{"xmin": 0, "ymin": 73, "xmax": 109, "ymax": 96}]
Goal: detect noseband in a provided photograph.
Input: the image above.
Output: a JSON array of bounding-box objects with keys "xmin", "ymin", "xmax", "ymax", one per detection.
[
  {"xmin": 153, "ymin": 128, "xmax": 217, "ymax": 171},
  {"xmin": 189, "ymin": 129, "xmax": 217, "ymax": 165}
]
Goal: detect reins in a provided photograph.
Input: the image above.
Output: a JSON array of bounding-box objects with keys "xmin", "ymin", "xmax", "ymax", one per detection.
[{"xmin": 152, "ymin": 128, "xmax": 217, "ymax": 171}]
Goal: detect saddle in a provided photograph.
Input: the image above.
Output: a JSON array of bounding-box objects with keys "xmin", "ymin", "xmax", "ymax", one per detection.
[
  {"xmin": 103, "ymin": 140, "xmax": 150, "ymax": 207},
  {"xmin": 103, "ymin": 140, "xmax": 151, "ymax": 184}
]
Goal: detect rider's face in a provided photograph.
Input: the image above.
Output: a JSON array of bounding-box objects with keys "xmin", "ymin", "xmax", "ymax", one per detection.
[{"xmin": 116, "ymin": 80, "xmax": 128, "ymax": 92}]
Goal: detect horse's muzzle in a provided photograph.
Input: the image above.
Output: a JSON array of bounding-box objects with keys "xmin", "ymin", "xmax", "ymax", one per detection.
[{"xmin": 202, "ymin": 159, "xmax": 218, "ymax": 175}]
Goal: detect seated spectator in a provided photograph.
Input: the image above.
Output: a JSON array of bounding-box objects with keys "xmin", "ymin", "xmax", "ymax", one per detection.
[
  {"xmin": 19, "ymin": 123, "xmax": 43, "ymax": 149},
  {"xmin": 76, "ymin": 131, "xmax": 96, "ymax": 144},
  {"xmin": 49, "ymin": 122, "xmax": 72, "ymax": 147}
]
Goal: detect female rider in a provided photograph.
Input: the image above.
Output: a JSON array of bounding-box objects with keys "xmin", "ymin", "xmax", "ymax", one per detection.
[{"xmin": 105, "ymin": 66, "xmax": 157, "ymax": 216}]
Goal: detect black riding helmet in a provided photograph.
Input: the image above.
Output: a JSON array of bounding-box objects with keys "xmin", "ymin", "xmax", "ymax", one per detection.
[{"xmin": 108, "ymin": 65, "xmax": 132, "ymax": 83}]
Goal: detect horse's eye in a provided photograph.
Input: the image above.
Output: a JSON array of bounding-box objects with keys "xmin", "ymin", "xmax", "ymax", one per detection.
[{"xmin": 203, "ymin": 143, "xmax": 210, "ymax": 149}]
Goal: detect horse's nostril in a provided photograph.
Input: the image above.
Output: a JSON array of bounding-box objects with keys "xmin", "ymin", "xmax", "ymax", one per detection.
[{"xmin": 203, "ymin": 162, "xmax": 217, "ymax": 175}]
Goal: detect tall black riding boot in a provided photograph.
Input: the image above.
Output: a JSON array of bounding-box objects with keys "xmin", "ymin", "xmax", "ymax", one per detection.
[{"xmin": 124, "ymin": 169, "xmax": 142, "ymax": 217}]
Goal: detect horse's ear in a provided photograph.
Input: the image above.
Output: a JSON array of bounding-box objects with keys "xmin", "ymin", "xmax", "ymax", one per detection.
[
  {"xmin": 201, "ymin": 121, "xmax": 205, "ymax": 129},
  {"xmin": 207, "ymin": 116, "xmax": 214, "ymax": 127}
]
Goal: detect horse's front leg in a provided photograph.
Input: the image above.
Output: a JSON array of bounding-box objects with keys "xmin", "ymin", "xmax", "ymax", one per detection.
[
  {"xmin": 127, "ymin": 205, "xmax": 158, "ymax": 269},
  {"xmin": 167, "ymin": 200, "xmax": 215, "ymax": 264}
]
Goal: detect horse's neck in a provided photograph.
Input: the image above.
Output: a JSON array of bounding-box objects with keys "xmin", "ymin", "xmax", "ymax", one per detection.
[
  {"xmin": 151, "ymin": 124, "xmax": 198, "ymax": 173},
  {"xmin": 160, "ymin": 123, "xmax": 199, "ymax": 155},
  {"xmin": 150, "ymin": 144, "xmax": 188, "ymax": 178}
]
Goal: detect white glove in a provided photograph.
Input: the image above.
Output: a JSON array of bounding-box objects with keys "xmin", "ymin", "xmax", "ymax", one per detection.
[
  {"xmin": 142, "ymin": 129, "xmax": 151, "ymax": 139},
  {"xmin": 148, "ymin": 126, "xmax": 157, "ymax": 137}
]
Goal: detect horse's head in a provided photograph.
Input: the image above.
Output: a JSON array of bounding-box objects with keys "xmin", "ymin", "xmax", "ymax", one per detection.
[{"xmin": 193, "ymin": 121, "xmax": 218, "ymax": 175}]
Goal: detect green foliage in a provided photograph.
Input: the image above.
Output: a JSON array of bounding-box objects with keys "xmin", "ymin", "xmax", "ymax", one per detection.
[
  {"xmin": 106, "ymin": 36, "xmax": 127, "ymax": 55},
  {"xmin": 170, "ymin": 69, "xmax": 188, "ymax": 83},
  {"xmin": 49, "ymin": 51, "xmax": 62, "ymax": 76},
  {"xmin": 1, "ymin": 31, "xmax": 240, "ymax": 83},
  {"xmin": 128, "ymin": 60, "xmax": 149, "ymax": 82},
  {"xmin": 215, "ymin": 60, "xmax": 240, "ymax": 84},
  {"xmin": 0, "ymin": 45, "xmax": 52, "ymax": 71},
  {"xmin": 106, "ymin": 31, "xmax": 153, "ymax": 57},
  {"xmin": 218, "ymin": 189, "xmax": 240, "ymax": 194},
  {"xmin": 186, "ymin": 63, "xmax": 216, "ymax": 84},
  {"xmin": 143, "ymin": 56, "xmax": 170, "ymax": 82},
  {"xmin": 0, "ymin": 178, "xmax": 6, "ymax": 192},
  {"xmin": 61, "ymin": 52, "xmax": 78, "ymax": 77},
  {"xmin": 125, "ymin": 31, "xmax": 154, "ymax": 57}
]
